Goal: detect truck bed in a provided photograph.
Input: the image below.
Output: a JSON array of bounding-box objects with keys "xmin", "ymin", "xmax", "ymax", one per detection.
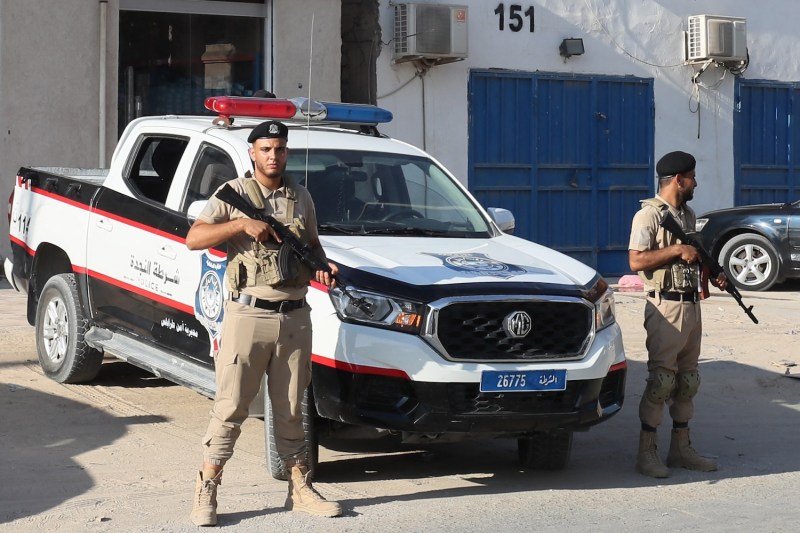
[{"xmin": 29, "ymin": 167, "xmax": 108, "ymax": 186}]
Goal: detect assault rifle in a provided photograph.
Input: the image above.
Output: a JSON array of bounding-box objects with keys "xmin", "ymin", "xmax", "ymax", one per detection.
[
  {"xmin": 215, "ymin": 183, "xmax": 374, "ymax": 315},
  {"xmin": 660, "ymin": 212, "xmax": 758, "ymax": 324}
]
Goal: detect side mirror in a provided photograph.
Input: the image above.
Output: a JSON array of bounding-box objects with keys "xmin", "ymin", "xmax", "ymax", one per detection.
[
  {"xmin": 487, "ymin": 207, "xmax": 515, "ymax": 234},
  {"xmin": 186, "ymin": 200, "xmax": 207, "ymax": 221}
]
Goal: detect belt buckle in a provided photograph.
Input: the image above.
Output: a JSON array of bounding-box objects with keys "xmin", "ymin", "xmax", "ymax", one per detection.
[
  {"xmin": 231, "ymin": 293, "xmax": 253, "ymax": 306},
  {"xmin": 679, "ymin": 292, "xmax": 696, "ymax": 303}
]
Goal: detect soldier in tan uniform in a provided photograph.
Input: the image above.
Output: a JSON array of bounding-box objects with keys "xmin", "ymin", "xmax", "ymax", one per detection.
[
  {"xmin": 186, "ymin": 120, "xmax": 342, "ymax": 526},
  {"xmin": 628, "ymin": 150, "xmax": 728, "ymax": 479}
]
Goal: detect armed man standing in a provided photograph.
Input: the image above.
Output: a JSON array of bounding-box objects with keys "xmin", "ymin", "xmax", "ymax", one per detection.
[
  {"xmin": 628, "ymin": 150, "xmax": 728, "ymax": 479},
  {"xmin": 185, "ymin": 120, "xmax": 342, "ymax": 526}
]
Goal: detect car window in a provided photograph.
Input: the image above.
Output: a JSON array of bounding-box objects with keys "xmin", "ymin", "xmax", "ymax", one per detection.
[
  {"xmin": 126, "ymin": 136, "xmax": 189, "ymax": 205},
  {"xmin": 182, "ymin": 144, "xmax": 238, "ymax": 211}
]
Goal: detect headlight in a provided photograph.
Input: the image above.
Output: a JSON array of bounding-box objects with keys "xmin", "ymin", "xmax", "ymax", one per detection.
[
  {"xmin": 329, "ymin": 287, "xmax": 425, "ymax": 334},
  {"xmin": 586, "ymin": 278, "xmax": 616, "ymax": 331},
  {"xmin": 695, "ymin": 218, "xmax": 708, "ymax": 232}
]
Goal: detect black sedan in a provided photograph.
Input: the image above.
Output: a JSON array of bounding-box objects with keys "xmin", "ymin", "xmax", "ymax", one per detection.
[{"xmin": 695, "ymin": 200, "xmax": 800, "ymax": 291}]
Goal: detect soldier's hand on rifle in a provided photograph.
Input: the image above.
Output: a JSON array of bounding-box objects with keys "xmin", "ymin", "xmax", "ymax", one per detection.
[
  {"xmin": 315, "ymin": 262, "xmax": 338, "ymax": 288},
  {"xmin": 710, "ymin": 271, "xmax": 728, "ymax": 291},
  {"xmin": 241, "ymin": 218, "xmax": 281, "ymax": 243},
  {"xmin": 677, "ymin": 244, "xmax": 701, "ymax": 264}
]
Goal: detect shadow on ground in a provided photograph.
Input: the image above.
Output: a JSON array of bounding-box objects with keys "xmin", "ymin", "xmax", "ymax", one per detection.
[{"xmin": 0, "ymin": 383, "xmax": 165, "ymax": 523}]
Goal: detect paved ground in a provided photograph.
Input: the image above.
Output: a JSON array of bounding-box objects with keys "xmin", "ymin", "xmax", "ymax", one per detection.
[{"xmin": 2, "ymin": 275, "xmax": 800, "ymax": 532}]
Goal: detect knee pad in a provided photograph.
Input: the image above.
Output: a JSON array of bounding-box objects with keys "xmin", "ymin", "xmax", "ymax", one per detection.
[
  {"xmin": 644, "ymin": 368, "xmax": 676, "ymax": 403},
  {"xmin": 675, "ymin": 371, "xmax": 701, "ymax": 401}
]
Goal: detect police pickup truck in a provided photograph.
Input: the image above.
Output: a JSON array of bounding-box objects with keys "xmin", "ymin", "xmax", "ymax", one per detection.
[{"xmin": 5, "ymin": 96, "xmax": 626, "ymax": 476}]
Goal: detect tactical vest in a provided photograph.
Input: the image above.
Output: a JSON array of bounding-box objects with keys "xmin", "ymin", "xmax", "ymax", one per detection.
[
  {"xmin": 637, "ymin": 197, "xmax": 699, "ymax": 292},
  {"xmin": 225, "ymin": 174, "xmax": 314, "ymax": 296}
]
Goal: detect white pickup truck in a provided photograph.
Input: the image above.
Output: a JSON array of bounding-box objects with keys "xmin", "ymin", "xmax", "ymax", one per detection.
[{"xmin": 6, "ymin": 96, "xmax": 627, "ymax": 476}]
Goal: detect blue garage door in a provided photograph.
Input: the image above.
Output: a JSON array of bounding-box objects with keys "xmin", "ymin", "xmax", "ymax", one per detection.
[
  {"xmin": 468, "ymin": 70, "xmax": 654, "ymax": 275},
  {"xmin": 734, "ymin": 79, "xmax": 800, "ymax": 204}
]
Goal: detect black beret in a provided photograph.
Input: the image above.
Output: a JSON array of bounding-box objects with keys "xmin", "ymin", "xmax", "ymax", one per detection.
[
  {"xmin": 247, "ymin": 120, "xmax": 288, "ymax": 143},
  {"xmin": 656, "ymin": 151, "xmax": 696, "ymax": 177},
  {"xmin": 252, "ymin": 89, "xmax": 276, "ymax": 98}
]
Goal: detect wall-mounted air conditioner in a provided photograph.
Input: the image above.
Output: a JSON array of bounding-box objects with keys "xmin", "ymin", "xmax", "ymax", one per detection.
[
  {"xmin": 394, "ymin": 3, "xmax": 468, "ymax": 64},
  {"xmin": 685, "ymin": 14, "xmax": 747, "ymax": 64}
]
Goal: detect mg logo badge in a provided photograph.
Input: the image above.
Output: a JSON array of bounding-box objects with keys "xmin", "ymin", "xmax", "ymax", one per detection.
[{"xmin": 503, "ymin": 311, "xmax": 532, "ymax": 338}]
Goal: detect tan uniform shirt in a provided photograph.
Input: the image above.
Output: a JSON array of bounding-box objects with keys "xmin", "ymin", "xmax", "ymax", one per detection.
[
  {"xmin": 199, "ymin": 175, "xmax": 319, "ymax": 301},
  {"xmin": 628, "ymin": 194, "xmax": 697, "ymax": 292}
]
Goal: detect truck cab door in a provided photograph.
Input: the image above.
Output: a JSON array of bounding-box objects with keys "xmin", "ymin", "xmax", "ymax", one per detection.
[
  {"xmin": 87, "ymin": 135, "xmax": 191, "ymax": 343},
  {"xmin": 150, "ymin": 142, "xmax": 240, "ymax": 364}
]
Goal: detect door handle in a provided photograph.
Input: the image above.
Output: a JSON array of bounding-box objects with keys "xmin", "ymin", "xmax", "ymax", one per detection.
[
  {"xmin": 158, "ymin": 245, "xmax": 177, "ymax": 260},
  {"xmin": 95, "ymin": 218, "xmax": 113, "ymax": 232}
]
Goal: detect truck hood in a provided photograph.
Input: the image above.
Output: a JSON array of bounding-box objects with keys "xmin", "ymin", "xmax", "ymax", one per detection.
[{"xmin": 320, "ymin": 234, "xmax": 597, "ymax": 287}]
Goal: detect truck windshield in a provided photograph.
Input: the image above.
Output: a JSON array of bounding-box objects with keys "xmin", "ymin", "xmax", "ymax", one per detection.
[{"xmin": 287, "ymin": 150, "xmax": 492, "ymax": 238}]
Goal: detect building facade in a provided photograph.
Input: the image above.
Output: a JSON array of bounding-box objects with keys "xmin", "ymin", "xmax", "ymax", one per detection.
[{"xmin": 1, "ymin": 0, "xmax": 798, "ymax": 274}]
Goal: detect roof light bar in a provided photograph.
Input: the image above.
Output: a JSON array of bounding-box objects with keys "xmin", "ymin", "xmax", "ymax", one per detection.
[
  {"xmin": 205, "ymin": 96, "xmax": 296, "ymax": 120},
  {"xmin": 315, "ymin": 100, "xmax": 394, "ymax": 124},
  {"xmin": 203, "ymin": 96, "xmax": 393, "ymax": 125}
]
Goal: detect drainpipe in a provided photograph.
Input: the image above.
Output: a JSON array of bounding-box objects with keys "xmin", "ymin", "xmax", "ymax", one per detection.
[{"xmin": 98, "ymin": 1, "xmax": 108, "ymax": 167}]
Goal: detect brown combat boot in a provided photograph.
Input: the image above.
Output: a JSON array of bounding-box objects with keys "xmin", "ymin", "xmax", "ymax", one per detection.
[
  {"xmin": 285, "ymin": 464, "xmax": 342, "ymax": 517},
  {"xmin": 190, "ymin": 470, "xmax": 222, "ymax": 526},
  {"xmin": 667, "ymin": 427, "xmax": 718, "ymax": 471},
  {"xmin": 636, "ymin": 430, "xmax": 671, "ymax": 478}
]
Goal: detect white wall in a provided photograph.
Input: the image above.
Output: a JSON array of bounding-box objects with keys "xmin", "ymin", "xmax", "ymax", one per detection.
[{"xmin": 375, "ymin": 0, "xmax": 800, "ymax": 217}]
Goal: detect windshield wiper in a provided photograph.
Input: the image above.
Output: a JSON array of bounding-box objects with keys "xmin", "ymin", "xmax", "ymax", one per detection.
[
  {"xmin": 318, "ymin": 223, "xmax": 363, "ymax": 235},
  {"xmin": 360, "ymin": 226, "xmax": 451, "ymax": 236}
]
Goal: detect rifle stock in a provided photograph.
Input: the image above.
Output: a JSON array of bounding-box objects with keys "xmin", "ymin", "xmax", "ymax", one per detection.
[{"xmin": 660, "ymin": 212, "xmax": 758, "ymax": 324}]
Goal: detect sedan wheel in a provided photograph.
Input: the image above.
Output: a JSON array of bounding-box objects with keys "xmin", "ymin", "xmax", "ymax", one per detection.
[{"xmin": 719, "ymin": 234, "xmax": 779, "ymax": 291}]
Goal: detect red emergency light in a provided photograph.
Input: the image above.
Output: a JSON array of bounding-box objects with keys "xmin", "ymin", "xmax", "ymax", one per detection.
[{"xmin": 205, "ymin": 96, "xmax": 297, "ymax": 122}]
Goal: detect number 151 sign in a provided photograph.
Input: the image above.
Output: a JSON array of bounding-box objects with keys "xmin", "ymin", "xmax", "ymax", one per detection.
[{"xmin": 494, "ymin": 3, "xmax": 535, "ymax": 32}]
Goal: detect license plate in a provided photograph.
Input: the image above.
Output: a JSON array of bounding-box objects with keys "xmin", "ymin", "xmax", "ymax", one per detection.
[{"xmin": 480, "ymin": 370, "xmax": 567, "ymax": 392}]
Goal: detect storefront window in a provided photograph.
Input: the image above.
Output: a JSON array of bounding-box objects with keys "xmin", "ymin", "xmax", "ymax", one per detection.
[{"xmin": 119, "ymin": 1, "xmax": 266, "ymax": 134}]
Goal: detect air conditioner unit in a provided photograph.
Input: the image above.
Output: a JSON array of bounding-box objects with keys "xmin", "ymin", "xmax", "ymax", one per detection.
[
  {"xmin": 685, "ymin": 14, "xmax": 747, "ymax": 63},
  {"xmin": 394, "ymin": 3, "xmax": 468, "ymax": 64}
]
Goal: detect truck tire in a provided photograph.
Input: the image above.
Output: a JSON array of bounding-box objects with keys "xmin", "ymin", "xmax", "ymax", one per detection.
[
  {"xmin": 35, "ymin": 273, "xmax": 103, "ymax": 383},
  {"xmin": 518, "ymin": 431, "xmax": 573, "ymax": 470},
  {"xmin": 719, "ymin": 233, "xmax": 780, "ymax": 292},
  {"xmin": 264, "ymin": 386, "xmax": 318, "ymax": 480}
]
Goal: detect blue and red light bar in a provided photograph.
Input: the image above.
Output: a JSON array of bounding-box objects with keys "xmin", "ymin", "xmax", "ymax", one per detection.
[{"xmin": 204, "ymin": 96, "xmax": 393, "ymax": 125}]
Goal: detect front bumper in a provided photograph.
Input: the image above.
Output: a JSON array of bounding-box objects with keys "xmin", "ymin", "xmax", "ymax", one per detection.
[{"xmin": 312, "ymin": 361, "xmax": 626, "ymax": 436}]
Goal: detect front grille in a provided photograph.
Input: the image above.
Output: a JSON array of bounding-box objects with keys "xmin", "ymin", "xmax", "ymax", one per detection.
[{"xmin": 432, "ymin": 299, "xmax": 593, "ymax": 361}]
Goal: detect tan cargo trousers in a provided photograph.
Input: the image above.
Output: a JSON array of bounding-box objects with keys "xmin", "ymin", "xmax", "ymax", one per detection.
[
  {"xmin": 202, "ymin": 300, "xmax": 312, "ymax": 466},
  {"xmin": 639, "ymin": 295, "xmax": 703, "ymax": 427}
]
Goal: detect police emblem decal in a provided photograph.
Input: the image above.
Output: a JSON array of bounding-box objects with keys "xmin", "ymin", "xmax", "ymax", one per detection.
[
  {"xmin": 425, "ymin": 252, "xmax": 528, "ymax": 279},
  {"xmin": 194, "ymin": 251, "xmax": 227, "ymax": 356},
  {"xmin": 199, "ymin": 270, "xmax": 223, "ymax": 321},
  {"xmin": 503, "ymin": 311, "xmax": 532, "ymax": 338}
]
